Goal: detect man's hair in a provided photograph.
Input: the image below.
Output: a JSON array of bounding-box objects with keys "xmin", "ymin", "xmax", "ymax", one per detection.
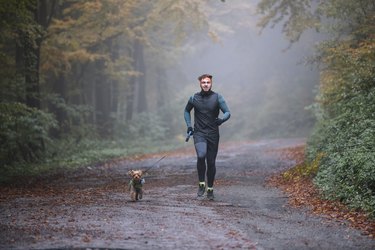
[{"xmin": 198, "ymin": 74, "xmax": 213, "ymax": 81}]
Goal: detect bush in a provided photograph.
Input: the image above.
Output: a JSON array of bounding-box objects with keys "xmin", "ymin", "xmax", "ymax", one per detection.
[
  {"xmin": 0, "ymin": 102, "xmax": 57, "ymax": 166},
  {"xmin": 307, "ymin": 88, "xmax": 375, "ymax": 216}
]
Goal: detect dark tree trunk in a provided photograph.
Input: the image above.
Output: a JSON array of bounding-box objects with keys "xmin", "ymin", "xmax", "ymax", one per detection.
[
  {"xmin": 125, "ymin": 76, "xmax": 135, "ymax": 121},
  {"xmin": 24, "ymin": 31, "xmax": 41, "ymax": 109},
  {"xmin": 134, "ymin": 41, "xmax": 147, "ymax": 113},
  {"xmin": 15, "ymin": 31, "xmax": 25, "ymax": 103},
  {"xmin": 24, "ymin": 0, "xmax": 51, "ymax": 109},
  {"xmin": 49, "ymin": 74, "xmax": 67, "ymax": 138}
]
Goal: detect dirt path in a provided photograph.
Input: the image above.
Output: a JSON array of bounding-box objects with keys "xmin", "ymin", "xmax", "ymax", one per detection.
[{"xmin": 1, "ymin": 138, "xmax": 374, "ymax": 250}]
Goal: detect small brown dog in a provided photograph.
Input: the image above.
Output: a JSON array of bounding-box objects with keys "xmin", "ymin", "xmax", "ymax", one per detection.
[{"xmin": 128, "ymin": 170, "xmax": 145, "ymax": 201}]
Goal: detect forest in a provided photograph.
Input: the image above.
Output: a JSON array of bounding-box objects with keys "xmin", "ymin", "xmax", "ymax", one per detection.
[{"xmin": 0, "ymin": 0, "xmax": 374, "ymax": 216}]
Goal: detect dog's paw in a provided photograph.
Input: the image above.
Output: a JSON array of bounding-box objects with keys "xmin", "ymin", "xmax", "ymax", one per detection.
[{"xmin": 130, "ymin": 192, "xmax": 137, "ymax": 201}]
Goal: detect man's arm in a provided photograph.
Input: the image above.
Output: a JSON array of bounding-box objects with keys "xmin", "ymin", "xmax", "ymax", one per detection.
[
  {"xmin": 218, "ymin": 94, "xmax": 231, "ymax": 123},
  {"xmin": 184, "ymin": 96, "xmax": 194, "ymax": 127}
]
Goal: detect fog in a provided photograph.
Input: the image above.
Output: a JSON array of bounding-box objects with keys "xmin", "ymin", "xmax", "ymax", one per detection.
[{"xmin": 167, "ymin": 2, "xmax": 320, "ymax": 141}]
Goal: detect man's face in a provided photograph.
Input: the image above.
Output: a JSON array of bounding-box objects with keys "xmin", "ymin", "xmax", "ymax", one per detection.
[{"xmin": 200, "ymin": 77, "xmax": 212, "ymax": 92}]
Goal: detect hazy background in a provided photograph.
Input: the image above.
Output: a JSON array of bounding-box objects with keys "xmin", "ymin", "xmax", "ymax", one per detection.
[
  {"xmin": 161, "ymin": 1, "xmax": 319, "ymax": 141},
  {"xmin": 0, "ymin": 0, "xmax": 322, "ymax": 168}
]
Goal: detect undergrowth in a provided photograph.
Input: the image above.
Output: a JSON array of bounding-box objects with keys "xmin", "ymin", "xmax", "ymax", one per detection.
[
  {"xmin": 0, "ymin": 137, "xmax": 185, "ymax": 185},
  {"xmin": 269, "ymin": 147, "xmax": 374, "ymax": 237},
  {"xmin": 282, "ymin": 152, "xmax": 322, "ymax": 181}
]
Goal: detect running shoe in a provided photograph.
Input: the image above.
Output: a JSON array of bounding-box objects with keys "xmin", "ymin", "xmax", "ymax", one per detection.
[
  {"xmin": 197, "ymin": 184, "xmax": 205, "ymax": 197},
  {"xmin": 207, "ymin": 189, "xmax": 214, "ymax": 200}
]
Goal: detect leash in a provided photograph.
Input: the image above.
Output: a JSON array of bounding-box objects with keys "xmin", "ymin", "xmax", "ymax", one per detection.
[{"xmin": 143, "ymin": 155, "xmax": 167, "ymax": 174}]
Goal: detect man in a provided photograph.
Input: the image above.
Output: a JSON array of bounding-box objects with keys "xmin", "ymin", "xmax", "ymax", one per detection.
[{"xmin": 184, "ymin": 74, "xmax": 231, "ymax": 200}]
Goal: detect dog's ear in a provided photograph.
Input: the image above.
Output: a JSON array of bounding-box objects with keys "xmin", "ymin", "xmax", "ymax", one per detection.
[
  {"xmin": 127, "ymin": 170, "xmax": 134, "ymax": 176},
  {"xmin": 139, "ymin": 170, "xmax": 143, "ymax": 176}
]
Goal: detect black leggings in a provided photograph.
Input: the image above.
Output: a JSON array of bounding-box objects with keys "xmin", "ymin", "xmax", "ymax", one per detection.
[{"xmin": 194, "ymin": 133, "xmax": 219, "ymax": 188}]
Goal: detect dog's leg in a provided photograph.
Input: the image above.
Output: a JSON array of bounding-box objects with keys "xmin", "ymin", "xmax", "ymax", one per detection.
[
  {"xmin": 130, "ymin": 187, "xmax": 137, "ymax": 201},
  {"xmin": 138, "ymin": 189, "xmax": 143, "ymax": 200}
]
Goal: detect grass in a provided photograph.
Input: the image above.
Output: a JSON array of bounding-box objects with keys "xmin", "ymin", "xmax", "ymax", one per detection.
[{"xmin": 0, "ymin": 138, "xmax": 187, "ymax": 185}]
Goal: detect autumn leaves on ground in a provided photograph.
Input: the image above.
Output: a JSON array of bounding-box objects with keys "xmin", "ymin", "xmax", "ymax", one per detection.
[
  {"xmin": 267, "ymin": 145, "xmax": 375, "ymax": 238},
  {"xmin": 0, "ymin": 139, "xmax": 374, "ymax": 249}
]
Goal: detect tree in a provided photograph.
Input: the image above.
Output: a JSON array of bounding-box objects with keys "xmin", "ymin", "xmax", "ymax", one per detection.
[
  {"xmin": 39, "ymin": 0, "xmax": 212, "ymax": 136},
  {"xmin": 41, "ymin": 0, "xmax": 135, "ymax": 136},
  {"xmin": 0, "ymin": 0, "xmax": 39, "ymax": 104},
  {"xmin": 256, "ymin": 0, "xmax": 375, "ymax": 216},
  {"xmin": 18, "ymin": 0, "xmax": 56, "ymax": 109}
]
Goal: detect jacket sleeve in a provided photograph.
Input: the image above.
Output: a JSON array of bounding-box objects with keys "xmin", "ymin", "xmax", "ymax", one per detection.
[
  {"xmin": 184, "ymin": 96, "xmax": 194, "ymax": 127},
  {"xmin": 218, "ymin": 94, "xmax": 231, "ymax": 123}
]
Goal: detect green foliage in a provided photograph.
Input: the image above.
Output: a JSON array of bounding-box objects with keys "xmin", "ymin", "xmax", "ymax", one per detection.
[
  {"xmin": 0, "ymin": 102, "xmax": 57, "ymax": 166},
  {"xmin": 257, "ymin": 0, "xmax": 375, "ymax": 216},
  {"xmin": 256, "ymin": 0, "xmax": 320, "ymax": 42},
  {"xmin": 0, "ymin": 0, "xmax": 40, "ymax": 103},
  {"xmin": 307, "ymin": 88, "xmax": 375, "ymax": 216},
  {"xmin": 283, "ymin": 153, "xmax": 321, "ymax": 181},
  {"xmin": 308, "ymin": 3, "xmax": 375, "ymax": 216},
  {"xmin": 0, "ymin": 75, "xmax": 26, "ymax": 102},
  {"xmin": 44, "ymin": 93, "xmax": 95, "ymax": 138}
]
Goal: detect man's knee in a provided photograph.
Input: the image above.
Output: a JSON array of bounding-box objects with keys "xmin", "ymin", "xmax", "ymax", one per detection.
[
  {"xmin": 195, "ymin": 142, "xmax": 207, "ymax": 159},
  {"xmin": 197, "ymin": 152, "xmax": 206, "ymax": 159}
]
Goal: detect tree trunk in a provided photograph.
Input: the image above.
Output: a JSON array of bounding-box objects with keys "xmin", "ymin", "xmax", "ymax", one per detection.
[
  {"xmin": 126, "ymin": 76, "xmax": 135, "ymax": 121},
  {"xmin": 24, "ymin": 0, "xmax": 51, "ymax": 109},
  {"xmin": 24, "ymin": 31, "xmax": 41, "ymax": 109},
  {"xmin": 49, "ymin": 74, "xmax": 67, "ymax": 138},
  {"xmin": 134, "ymin": 41, "xmax": 147, "ymax": 114},
  {"xmin": 15, "ymin": 31, "xmax": 25, "ymax": 103}
]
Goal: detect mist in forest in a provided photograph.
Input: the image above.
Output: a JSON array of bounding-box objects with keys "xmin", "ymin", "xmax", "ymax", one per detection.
[{"xmin": 163, "ymin": 2, "xmax": 319, "ymax": 141}]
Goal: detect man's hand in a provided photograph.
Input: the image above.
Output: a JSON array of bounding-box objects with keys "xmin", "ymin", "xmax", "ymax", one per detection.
[
  {"xmin": 186, "ymin": 127, "xmax": 194, "ymax": 142},
  {"xmin": 215, "ymin": 118, "xmax": 223, "ymax": 126},
  {"xmin": 187, "ymin": 127, "xmax": 194, "ymax": 135}
]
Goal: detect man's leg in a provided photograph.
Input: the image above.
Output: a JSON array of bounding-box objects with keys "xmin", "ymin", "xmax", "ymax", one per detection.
[
  {"xmin": 194, "ymin": 136, "xmax": 207, "ymax": 196},
  {"xmin": 206, "ymin": 134, "xmax": 219, "ymax": 200},
  {"xmin": 195, "ymin": 141, "xmax": 207, "ymax": 182},
  {"xmin": 206, "ymin": 135, "xmax": 219, "ymax": 187}
]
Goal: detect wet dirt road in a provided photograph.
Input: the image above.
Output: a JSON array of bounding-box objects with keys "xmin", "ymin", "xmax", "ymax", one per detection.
[{"xmin": 1, "ymin": 138, "xmax": 374, "ymax": 249}]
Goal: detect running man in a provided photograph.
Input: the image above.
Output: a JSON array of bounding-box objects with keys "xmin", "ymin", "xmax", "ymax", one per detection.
[{"xmin": 184, "ymin": 74, "xmax": 231, "ymax": 200}]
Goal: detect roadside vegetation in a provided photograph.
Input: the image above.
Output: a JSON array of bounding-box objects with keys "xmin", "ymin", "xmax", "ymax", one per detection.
[
  {"xmin": 267, "ymin": 145, "xmax": 374, "ymax": 238},
  {"xmin": 258, "ymin": 0, "xmax": 375, "ymax": 218},
  {"xmin": 0, "ymin": 108, "xmax": 182, "ymax": 184}
]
